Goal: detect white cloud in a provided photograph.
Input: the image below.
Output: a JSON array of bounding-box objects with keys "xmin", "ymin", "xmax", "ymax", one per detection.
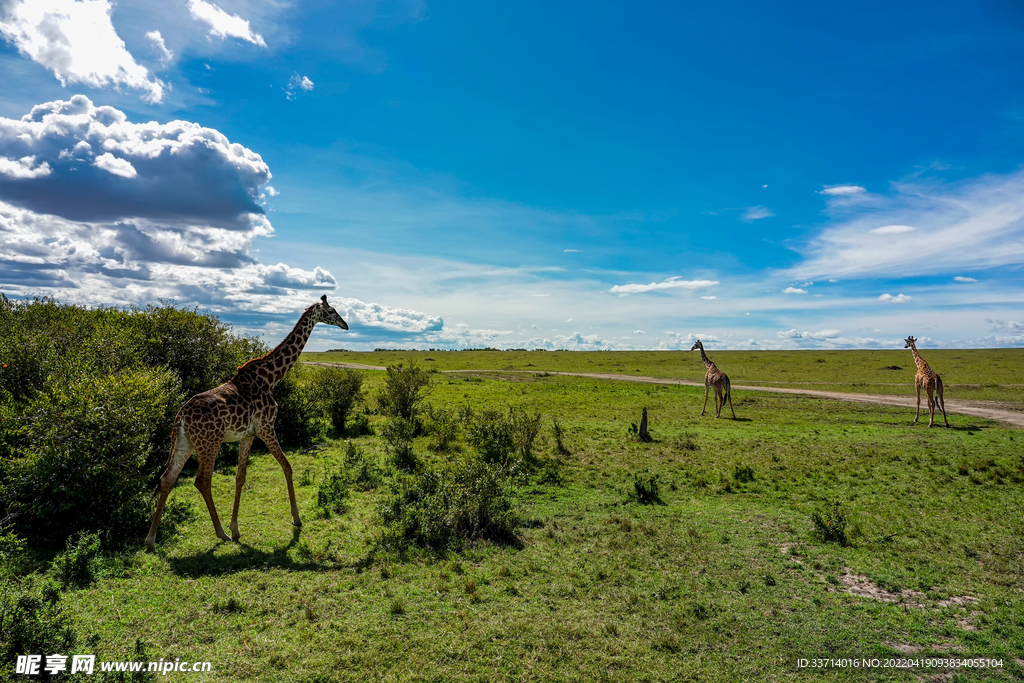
[
  {"xmin": 93, "ymin": 152, "xmax": 137, "ymax": 178},
  {"xmin": 700, "ymin": 295, "xmax": 717, "ymax": 300},
  {"xmin": 820, "ymin": 185, "xmax": 866, "ymax": 195},
  {"xmin": 954, "ymin": 276, "xmax": 977, "ymax": 282},
  {"xmin": 563, "ymin": 249, "xmax": 579, "ymax": 253},
  {"xmin": 286, "ymin": 73, "xmax": 315, "ymax": 99},
  {"xmin": 187, "ymin": 0, "xmax": 266, "ymax": 47},
  {"xmin": 264, "ymin": 186, "xmax": 280, "ymax": 197},
  {"xmin": 0, "ymin": 156, "xmax": 51, "ymax": 179},
  {"xmin": 783, "ymin": 287, "xmax": 806, "ymax": 294},
  {"xmin": 789, "ymin": 170, "xmax": 1024, "ymax": 279},
  {"xmin": 145, "ymin": 30, "xmax": 173, "ymax": 63},
  {"xmin": 0, "ymin": 0, "xmax": 164, "ymax": 102},
  {"xmin": 742, "ymin": 205, "xmax": 774, "ymax": 221},
  {"xmin": 609, "ymin": 277, "xmax": 719, "ymax": 294},
  {"xmin": 633, "ymin": 330, "xmax": 645, "ymax": 334},
  {"xmin": 869, "ymin": 224, "xmax": 916, "ymax": 235},
  {"xmin": 878, "ymin": 293, "xmax": 912, "ymax": 303}
]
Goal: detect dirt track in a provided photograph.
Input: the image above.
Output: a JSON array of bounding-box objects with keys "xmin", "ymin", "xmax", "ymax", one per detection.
[{"xmin": 303, "ymin": 362, "xmax": 1024, "ymax": 428}]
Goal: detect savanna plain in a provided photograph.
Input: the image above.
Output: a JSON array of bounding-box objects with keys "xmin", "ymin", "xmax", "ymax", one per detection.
[{"xmin": 7, "ymin": 340, "xmax": 1024, "ymax": 681}]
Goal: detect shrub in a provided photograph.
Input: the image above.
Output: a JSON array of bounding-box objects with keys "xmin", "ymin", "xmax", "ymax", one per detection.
[
  {"xmin": 378, "ymin": 457, "xmax": 519, "ymax": 553},
  {"xmin": 3, "ymin": 368, "xmax": 180, "ymax": 548},
  {"xmin": 466, "ymin": 409, "xmax": 515, "ymax": 464},
  {"xmin": 315, "ymin": 466, "xmax": 349, "ymax": 518},
  {"xmin": 51, "ymin": 532, "xmax": 102, "ymax": 589},
  {"xmin": 381, "ymin": 417, "xmax": 417, "ymax": 471},
  {"xmin": 423, "ymin": 405, "xmax": 460, "ymax": 453},
  {"xmin": 377, "ymin": 364, "xmax": 432, "ymax": 421},
  {"xmin": 508, "ymin": 407, "xmax": 542, "ymax": 460},
  {"xmin": 272, "ymin": 368, "xmax": 321, "ymax": 449},
  {"xmin": 0, "ymin": 577, "xmax": 76, "ymax": 679},
  {"xmin": 811, "ymin": 500, "xmax": 850, "ymax": 546},
  {"xmin": 630, "ymin": 473, "xmax": 664, "ymax": 505},
  {"xmin": 308, "ymin": 367, "xmax": 363, "ymax": 435},
  {"xmin": 343, "ymin": 441, "xmax": 384, "ymax": 491}
]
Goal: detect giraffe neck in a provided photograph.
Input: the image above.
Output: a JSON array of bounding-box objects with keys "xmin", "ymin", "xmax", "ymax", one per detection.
[
  {"xmin": 253, "ymin": 307, "xmax": 318, "ymax": 386},
  {"xmin": 909, "ymin": 344, "xmax": 930, "ymax": 373},
  {"xmin": 699, "ymin": 346, "xmax": 714, "ymax": 369}
]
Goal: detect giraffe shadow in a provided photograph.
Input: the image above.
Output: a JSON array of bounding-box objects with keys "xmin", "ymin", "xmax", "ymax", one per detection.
[{"xmin": 164, "ymin": 527, "xmax": 365, "ymax": 577}]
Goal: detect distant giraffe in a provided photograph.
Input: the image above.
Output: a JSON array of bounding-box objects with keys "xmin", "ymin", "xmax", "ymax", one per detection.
[
  {"xmin": 146, "ymin": 295, "xmax": 349, "ymax": 551},
  {"xmin": 904, "ymin": 335, "xmax": 948, "ymax": 428},
  {"xmin": 690, "ymin": 339, "xmax": 735, "ymax": 419}
]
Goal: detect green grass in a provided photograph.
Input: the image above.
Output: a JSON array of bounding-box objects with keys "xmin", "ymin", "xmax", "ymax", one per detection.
[
  {"xmin": 303, "ymin": 348, "xmax": 1024, "ymax": 404},
  {"xmin": 63, "ymin": 364, "xmax": 1024, "ymax": 681}
]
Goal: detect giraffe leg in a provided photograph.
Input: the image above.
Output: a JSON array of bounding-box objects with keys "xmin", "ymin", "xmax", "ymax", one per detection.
[
  {"xmin": 914, "ymin": 385, "xmax": 921, "ymax": 423},
  {"xmin": 229, "ymin": 436, "xmax": 254, "ymax": 541},
  {"xmin": 145, "ymin": 425, "xmax": 193, "ymax": 552},
  {"xmin": 714, "ymin": 386, "xmax": 723, "ymax": 418},
  {"xmin": 701, "ymin": 384, "xmax": 709, "ymax": 416},
  {"xmin": 259, "ymin": 427, "xmax": 302, "ymax": 528},
  {"xmin": 926, "ymin": 384, "xmax": 936, "ymax": 428},
  {"xmin": 194, "ymin": 441, "xmax": 231, "ymax": 542},
  {"xmin": 937, "ymin": 379, "xmax": 949, "ymax": 427},
  {"xmin": 726, "ymin": 384, "xmax": 736, "ymax": 419}
]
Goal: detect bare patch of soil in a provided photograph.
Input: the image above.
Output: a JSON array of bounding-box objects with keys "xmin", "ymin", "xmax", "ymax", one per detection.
[{"xmin": 838, "ymin": 572, "xmax": 979, "ymax": 611}]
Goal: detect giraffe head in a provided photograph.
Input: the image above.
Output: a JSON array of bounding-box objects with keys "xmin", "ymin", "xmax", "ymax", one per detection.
[
  {"xmin": 690, "ymin": 340, "xmax": 703, "ymax": 352},
  {"xmin": 312, "ymin": 295, "xmax": 349, "ymax": 330},
  {"xmin": 904, "ymin": 335, "xmax": 917, "ymax": 349}
]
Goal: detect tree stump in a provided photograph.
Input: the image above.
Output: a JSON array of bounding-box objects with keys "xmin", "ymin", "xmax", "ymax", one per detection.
[{"xmin": 639, "ymin": 407, "xmax": 651, "ymax": 442}]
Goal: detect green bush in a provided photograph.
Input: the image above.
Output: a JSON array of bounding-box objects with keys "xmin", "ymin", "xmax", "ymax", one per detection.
[
  {"xmin": 315, "ymin": 466, "xmax": 349, "ymax": 518},
  {"xmin": 3, "ymin": 368, "xmax": 180, "ymax": 548},
  {"xmin": 508, "ymin": 407, "xmax": 542, "ymax": 460},
  {"xmin": 0, "ymin": 577, "xmax": 76, "ymax": 679},
  {"xmin": 377, "ymin": 363, "xmax": 432, "ymax": 421},
  {"xmin": 378, "ymin": 456, "xmax": 519, "ymax": 553},
  {"xmin": 423, "ymin": 405, "xmax": 460, "ymax": 453},
  {"xmin": 51, "ymin": 532, "xmax": 102, "ymax": 589},
  {"xmin": 343, "ymin": 442, "xmax": 384, "ymax": 491},
  {"xmin": 733, "ymin": 465, "xmax": 755, "ymax": 483},
  {"xmin": 308, "ymin": 367, "xmax": 364, "ymax": 435},
  {"xmin": 272, "ymin": 368, "xmax": 321, "ymax": 449},
  {"xmin": 466, "ymin": 409, "xmax": 515, "ymax": 464},
  {"xmin": 381, "ymin": 417, "xmax": 417, "ymax": 471}
]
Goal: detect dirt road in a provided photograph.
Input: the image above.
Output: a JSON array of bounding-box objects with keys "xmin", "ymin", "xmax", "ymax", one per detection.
[{"xmin": 302, "ymin": 362, "xmax": 1024, "ymax": 428}]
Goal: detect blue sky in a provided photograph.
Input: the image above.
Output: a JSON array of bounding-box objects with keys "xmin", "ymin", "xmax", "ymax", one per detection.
[{"xmin": 1, "ymin": 0, "xmax": 1022, "ymax": 351}]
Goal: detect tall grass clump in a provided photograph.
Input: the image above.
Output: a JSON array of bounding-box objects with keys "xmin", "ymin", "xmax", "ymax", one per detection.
[
  {"xmin": 423, "ymin": 405, "xmax": 460, "ymax": 452},
  {"xmin": 381, "ymin": 417, "xmax": 418, "ymax": 471},
  {"xmin": 466, "ymin": 409, "xmax": 515, "ymax": 464},
  {"xmin": 629, "ymin": 473, "xmax": 664, "ymax": 505},
  {"xmin": 378, "ymin": 456, "xmax": 519, "ymax": 553},
  {"xmin": 508, "ymin": 407, "xmax": 542, "ymax": 460},
  {"xmin": 811, "ymin": 500, "xmax": 850, "ymax": 546}
]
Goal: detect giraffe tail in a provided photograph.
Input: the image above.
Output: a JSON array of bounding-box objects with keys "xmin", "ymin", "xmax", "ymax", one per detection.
[{"xmin": 163, "ymin": 411, "xmax": 190, "ymax": 469}]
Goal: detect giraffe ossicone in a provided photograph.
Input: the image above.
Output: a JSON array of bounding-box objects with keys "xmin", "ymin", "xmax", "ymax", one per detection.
[
  {"xmin": 145, "ymin": 296, "xmax": 350, "ymax": 552},
  {"xmin": 690, "ymin": 339, "xmax": 735, "ymax": 419}
]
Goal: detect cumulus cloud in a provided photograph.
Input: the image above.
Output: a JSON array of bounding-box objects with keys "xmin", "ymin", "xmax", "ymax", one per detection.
[
  {"xmin": 788, "ymin": 170, "xmax": 1024, "ymax": 279},
  {"xmin": 285, "ymin": 73, "xmax": 315, "ymax": 100},
  {"xmin": 187, "ymin": 0, "xmax": 266, "ymax": 47},
  {"xmin": 954, "ymin": 276, "xmax": 977, "ymax": 282},
  {"xmin": 609, "ymin": 277, "xmax": 719, "ymax": 294},
  {"xmin": 145, "ymin": 30, "xmax": 173, "ymax": 63},
  {"xmin": 878, "ymin": 293, "xmax": 912, "ymax": 303},
  {"xmin": 0, "ymin": 96, "xmax": 352, "ymax": 323},
  {"xmin": 0, "ymin": 95, "xmax": 270, "ymax": 226},
  {"xmin": 820, "ymin": 185, "xmax": 866, "ymax": 195},
  {"xmin": 742, "ymin": 205, "xmax": 774, "ymax": 221},
  {"xmin": 0, "ymin": 156, "xmax": 51, "ymax": 179},
  {"xmin": 783, "ymin": 287, "xmax": 806, "ymax": 294},
  {"xmin": 0, "ymin": 0, "xmax": 165, "ymax": 102}
]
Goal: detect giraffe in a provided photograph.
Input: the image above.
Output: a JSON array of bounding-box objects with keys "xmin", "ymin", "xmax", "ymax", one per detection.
[
  {"xmin": 690, "ymin": 339, "xmax": 735, "ymax": 419},
  {"xmin": 904, "ymin": 335, "xmax": 948, "ymax": 428},
  {"xmin": 145, "ymin": 295, "xmax": 349, "ymax": 551}
]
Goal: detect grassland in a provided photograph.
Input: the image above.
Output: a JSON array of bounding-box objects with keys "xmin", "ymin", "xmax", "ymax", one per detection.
[
  {"xmin": 304, "ymin": 348, "xmax": 1024, "ymax": 405},
  {"xmin": 65, "ymin": 355, "xmax": 1024, "ymax": 682}
]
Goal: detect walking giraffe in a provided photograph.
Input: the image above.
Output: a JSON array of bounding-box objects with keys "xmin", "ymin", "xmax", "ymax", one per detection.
[
  {"xmin": 146, "ymin": 295, "xmax": 349, "ymax": 551},
  {"xmin": 690, "ymin": 339, "xmax": 735, "ymax": 419},
  {"xmin": 904, "ymin": 335, "xmax": 948, "ymax": 428}
]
